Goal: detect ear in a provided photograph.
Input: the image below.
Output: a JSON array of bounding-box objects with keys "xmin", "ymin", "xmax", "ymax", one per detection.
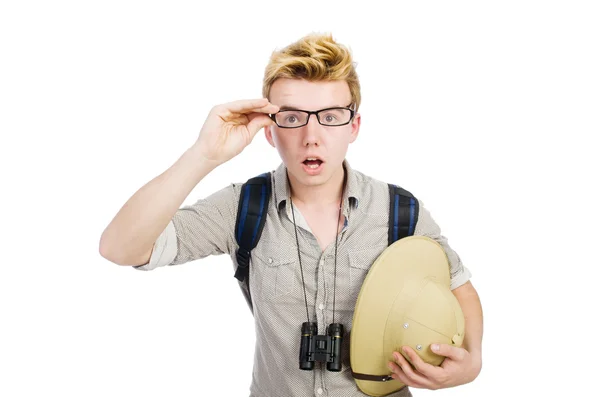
[
  {"xmin": 349, "ymin": 112, "xmax": 361, "ymax": 143},
  {"xmin": 264, "ymin": 125, "xmax": 276, "ymax": 148}
]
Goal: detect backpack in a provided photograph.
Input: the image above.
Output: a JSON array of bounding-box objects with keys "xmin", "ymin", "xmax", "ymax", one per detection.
[{"xmin": 233, "ymin": 172, "xmax": 419, "ymax": 313}]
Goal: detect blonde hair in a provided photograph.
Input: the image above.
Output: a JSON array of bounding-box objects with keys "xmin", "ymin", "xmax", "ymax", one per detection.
[{"xmin": 262, "ymin": 32, "xmax": 361, "ymax": 111}]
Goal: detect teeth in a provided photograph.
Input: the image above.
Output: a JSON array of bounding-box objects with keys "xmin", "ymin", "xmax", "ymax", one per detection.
[
  {"xmin": 307, "ymin": 157, "xmax": 318, "ymax": 161},
  {"xmin": 308, "ymin": 164, "xmax": 319, "ymax": 169}
]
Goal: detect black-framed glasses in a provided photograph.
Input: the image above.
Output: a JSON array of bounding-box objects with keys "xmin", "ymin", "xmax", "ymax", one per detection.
[{"xmin": 269, "ymin": 103, "xmax": 356, "ymax": 128}]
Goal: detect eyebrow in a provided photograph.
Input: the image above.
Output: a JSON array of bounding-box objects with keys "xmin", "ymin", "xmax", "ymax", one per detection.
[{"xmin": 278, "ymin": 104, "xmax": 348, "ymax": 111}]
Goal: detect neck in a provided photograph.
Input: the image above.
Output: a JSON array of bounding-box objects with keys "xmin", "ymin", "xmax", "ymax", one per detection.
[{"xmin": 288, "ymin": 164, "xmax": 346, "ymax": 209}]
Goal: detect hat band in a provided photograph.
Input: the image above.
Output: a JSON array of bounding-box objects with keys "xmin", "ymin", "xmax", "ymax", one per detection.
[{"xmin": 350, "ymin": 370, "xmax": 399, "ymax": 383}]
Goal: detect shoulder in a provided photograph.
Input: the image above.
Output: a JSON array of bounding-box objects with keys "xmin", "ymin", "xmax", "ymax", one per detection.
[
  {"xmin": 226, "ymin": 170, "xmax": 279, "ymax": 210},
  {"xmin": 350, "ymin": 168, "xmax": 391, "ymax": 197},
  {"xmin": 351, "ymin": 168, "xmax": 420, "ymax": 205}
]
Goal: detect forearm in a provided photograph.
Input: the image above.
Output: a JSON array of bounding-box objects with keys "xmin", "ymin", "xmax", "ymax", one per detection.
[
  {"xmin": 99, "ymin": 144, "xmax": 217, "ymax": 264},
  {"xmin": 454, "ymin": 281, "xmax": 483, "ymax": 364}
]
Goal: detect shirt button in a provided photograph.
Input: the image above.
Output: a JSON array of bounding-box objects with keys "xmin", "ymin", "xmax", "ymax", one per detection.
[
  {"xmin": 268, "ymin": 258, "xmax": 273, "ymax": 264},
  {"xmin": 318, "ymin": 303, "xmax": 324, "ymax": 311},
  {"xmin": 317, "ymin": 388, "xmax": 323, "ymax": 395}
]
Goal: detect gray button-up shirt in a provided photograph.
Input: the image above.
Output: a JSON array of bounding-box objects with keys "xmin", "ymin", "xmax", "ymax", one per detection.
[{"xmin": 133, "ymin": 159, "xmax": 472, "ymax": 397}]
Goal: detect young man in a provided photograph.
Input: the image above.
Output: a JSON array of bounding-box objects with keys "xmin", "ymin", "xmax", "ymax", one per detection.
[{"xmin": 99, "ymin": 32, "xmax": 483, "ymax": 397}]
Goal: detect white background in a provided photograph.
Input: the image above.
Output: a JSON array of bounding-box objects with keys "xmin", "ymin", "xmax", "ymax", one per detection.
[{"xmin": 1, "ymin": 1, "xmax": 598, "ymax": 396}]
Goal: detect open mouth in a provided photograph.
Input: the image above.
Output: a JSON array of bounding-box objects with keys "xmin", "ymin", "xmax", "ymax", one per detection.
[{"xmin": 302, "ymin": 157, "xmax": 324, "ymax": 169}]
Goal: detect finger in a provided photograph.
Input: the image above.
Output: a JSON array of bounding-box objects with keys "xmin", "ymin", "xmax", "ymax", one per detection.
[
  {"xmin": 219, "ymin": 98, "xmax": 279, "ymax": 116},
  {"xmin": 431, "ymin": 343, "xmax": 466, "ymax": 361},
  {"xmin": 393, "ymin": 352, "xmax": 430, "ymax": 387},
  {"xmin": 246, "ymin": 113, "xmax": 276, "ymax": 138},
  {"xmin": 388, "ymin": 361, "xmax": 420, "ymax": 388},
  {"xmin": 401, "ymin": 346, "xmax": 439, "ymax": 377}
]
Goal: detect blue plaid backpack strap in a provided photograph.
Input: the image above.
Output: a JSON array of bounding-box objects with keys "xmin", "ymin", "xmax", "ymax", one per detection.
[{"xmin": 387, "ymin": 184, "xmax": 419, "ymax": 245}]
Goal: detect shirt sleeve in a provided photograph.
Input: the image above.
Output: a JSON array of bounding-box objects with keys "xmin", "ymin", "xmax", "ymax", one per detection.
[
  {"xmin": 413, "ymin": 199, "xmax": 472, "ymax": 290},
  {"xmin": 133, "ymin": 183, "xmax": 240, "ymax": 271}
]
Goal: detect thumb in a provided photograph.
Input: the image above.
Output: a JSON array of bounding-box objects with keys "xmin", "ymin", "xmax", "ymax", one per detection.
[
  {"xmin": 430, "ymin": 343, "xmax": 465, "ymax": 361},
  {"xmin": 246, "ymin": 113, "xmax": 275, "ymax": 139}
]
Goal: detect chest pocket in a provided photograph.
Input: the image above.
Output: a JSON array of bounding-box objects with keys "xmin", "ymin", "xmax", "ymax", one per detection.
[
  {"xmin": 252, "ymin": 241, "xmax": 298, "ymax": 301},
  {"xmin": 327, "ymin": 245, "xmax": 387, "ymax": 312},
  {"xmin": 348, "ymin": 245, "xmax": 387, "ymax": 287}
]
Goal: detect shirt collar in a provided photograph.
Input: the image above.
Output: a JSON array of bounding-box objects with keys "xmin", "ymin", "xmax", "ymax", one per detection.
[{"xmin": 273, "ymin": 158, "xmax": 361, "ymax": 216}]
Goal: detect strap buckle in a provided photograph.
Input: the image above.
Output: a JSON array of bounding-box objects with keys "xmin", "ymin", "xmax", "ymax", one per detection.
[{"xmin": 234, "ymin": 248, "xmax": 251, "ymax": 282}]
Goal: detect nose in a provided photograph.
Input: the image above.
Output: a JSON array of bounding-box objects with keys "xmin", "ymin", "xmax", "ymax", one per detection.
[{"xmin": 302, "ymin": 113, "xmax": 322, "ymax": 146}]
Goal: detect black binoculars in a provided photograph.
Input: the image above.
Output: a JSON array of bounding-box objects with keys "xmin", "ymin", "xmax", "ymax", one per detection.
[{"xmin": 298, "ymin": 321, "xmax": 344, "ymax": 372}]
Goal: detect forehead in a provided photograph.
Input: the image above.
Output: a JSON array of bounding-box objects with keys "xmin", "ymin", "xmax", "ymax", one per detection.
[{"xmin": 269, "ymin": 78, "xmax": 351, "ymax": 110}]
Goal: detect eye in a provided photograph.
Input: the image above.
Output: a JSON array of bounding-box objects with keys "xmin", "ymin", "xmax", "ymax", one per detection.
[{"xmin": 322, "ymin": 112, "xmax": 339, "ymax": 123}]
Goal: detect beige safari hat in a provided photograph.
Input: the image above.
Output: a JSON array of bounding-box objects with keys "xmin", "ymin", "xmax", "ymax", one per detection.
[{"xmin": 350, "ymin": 236, "xmax": 465, "ymax": 396}]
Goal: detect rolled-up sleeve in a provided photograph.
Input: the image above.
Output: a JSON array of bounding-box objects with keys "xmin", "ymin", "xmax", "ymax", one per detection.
[
  {"xmin": 133, "ymin": 183, "xmax": 239, "ymax": 271},
  {"xmin": 414, "ymin": 199, "xmax": 472, "ymax": 290}
]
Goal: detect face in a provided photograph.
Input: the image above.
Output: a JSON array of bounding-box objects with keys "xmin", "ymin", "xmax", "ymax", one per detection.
[{"xmin": 264, "ymin": 78, "xmax": 361, "ymax": 190}]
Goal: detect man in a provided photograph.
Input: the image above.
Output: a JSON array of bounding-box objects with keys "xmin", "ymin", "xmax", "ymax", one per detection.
[{"xmin": 99, "ymin": 32, "xmax": 483, "ymax": 396}]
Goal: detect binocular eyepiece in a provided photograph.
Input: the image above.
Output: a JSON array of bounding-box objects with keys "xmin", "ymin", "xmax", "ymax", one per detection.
[{"xmin": 299, "ymin": 321, "xmax": 344, "ymax": 372}]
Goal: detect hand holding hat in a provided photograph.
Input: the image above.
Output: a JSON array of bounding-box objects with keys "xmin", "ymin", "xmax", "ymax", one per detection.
[{"xmin": 387, "ymin": 342, "xmax": 481, "ymax": 389}]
